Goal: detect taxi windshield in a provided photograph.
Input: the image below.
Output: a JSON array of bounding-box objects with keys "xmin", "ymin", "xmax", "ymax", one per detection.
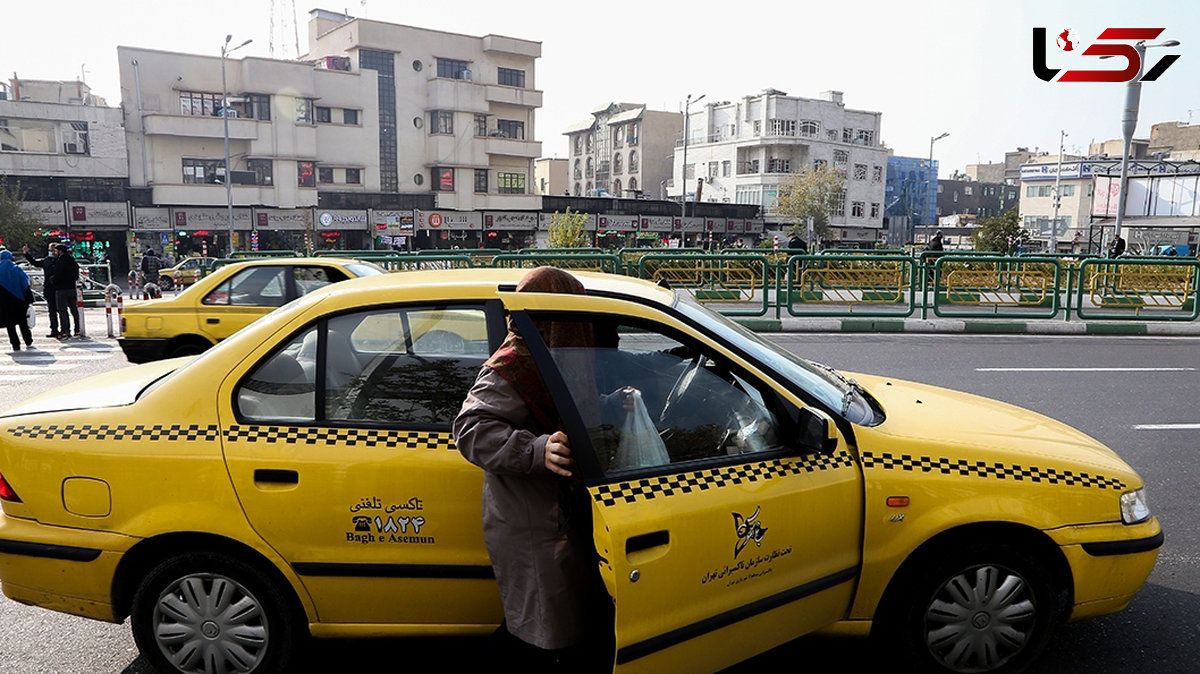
[{"xmin": 673, "ymin": 291, "xmax": 876, "ymax": 425}]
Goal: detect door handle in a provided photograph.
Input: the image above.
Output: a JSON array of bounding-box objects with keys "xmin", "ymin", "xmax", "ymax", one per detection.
[
  {"xmin": 206, "ymin": 318, "xmax": 220, "ymax": 324},
  {"xmin": 254, "ymin": 469, "xmax": 298, "ymax": 485},
  {"xmin": 626, "ymin": 530, "xmax": 669, "ymax": 555}
]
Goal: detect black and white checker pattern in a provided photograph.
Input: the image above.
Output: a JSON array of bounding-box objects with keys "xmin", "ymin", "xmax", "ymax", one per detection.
[
  {"xmin": 860, "ymin": 451, "xmax": 1127, "ymax": 490},
  {"xmin": 8, "ymin": 424, "xmax": 221, "ymax": 441},
  {"xmin": 223, "ymin": 425, "xmax": 456, "ymax": 450},
  {"xmin": 591, "ymin": 451, "xmax": 857, "ymax": 507}
]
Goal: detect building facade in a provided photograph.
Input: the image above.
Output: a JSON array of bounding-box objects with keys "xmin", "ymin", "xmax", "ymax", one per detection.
[
  {"xmin": 676, "ymin": 89, "xmax": 887, "ymax": 245},
  {"xmin": 533, "ymin": 157, "xmax": 567, "ymax": 196},
  {"xmin": 885, "ymin": 156, "xmax": 938, "ymax": 244},
  {"xmin": 563, "ymin": 103, "xmax": 681, "ymax": 200}
]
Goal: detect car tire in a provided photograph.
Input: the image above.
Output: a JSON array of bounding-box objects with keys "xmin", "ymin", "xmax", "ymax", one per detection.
[
  {"xmin": 168, "ymin": 340, "xmax": 210, "ymax": 358},
  {"xmin": 158, "ymin": 275, "xmax": 174, "ymax": 291},
  {"xmin": 876, "ymin": 543, "xmax": 1057, "ymax": 674},
  {"xmin": 131, "ymin": 552, "xmax": 298, "ymax": 674}
]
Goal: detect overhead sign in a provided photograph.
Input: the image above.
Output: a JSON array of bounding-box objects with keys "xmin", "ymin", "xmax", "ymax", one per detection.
[{"xmin": 415, "ymin": 210, "xmax": 480, "ymax": 230}]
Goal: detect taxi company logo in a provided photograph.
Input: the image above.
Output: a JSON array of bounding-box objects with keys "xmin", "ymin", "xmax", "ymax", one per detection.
[
  {"xmin": 732, "ymin": 505, "xmax": 767, "ymax": 559},
  {"xmin": 428, "ymin": 212, "xmax": 443, "ymax": 228},
  {"xmin": 1033, "ymin": 27, "xmax": 1181, "ymax": 83}
]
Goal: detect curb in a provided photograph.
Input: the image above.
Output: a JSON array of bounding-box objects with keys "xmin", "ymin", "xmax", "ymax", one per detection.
[{"xmin": 736, "ymin": 317, "xmax": 1200, "ymax": 336}]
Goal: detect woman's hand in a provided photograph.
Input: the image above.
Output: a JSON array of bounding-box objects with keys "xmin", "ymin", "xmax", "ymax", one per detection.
[{"xmin": 545, "ymin": 431, "xmax": 574, "ymax": 477}]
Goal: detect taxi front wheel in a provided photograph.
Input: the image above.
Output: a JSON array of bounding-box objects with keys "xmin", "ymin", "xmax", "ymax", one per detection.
[
  {"xmin": 131, "ymin": 552, "xmax": 299, "ymax": 674},
  {"xmin": 878, "ymin": 543, "xmax": 1057, "ymax": 674}
]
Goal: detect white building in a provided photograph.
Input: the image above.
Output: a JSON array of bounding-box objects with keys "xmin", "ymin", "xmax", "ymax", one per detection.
[
  {"xmin": 564, "ymin": 103, "xmax": 682, "ymax": 199},
  {"xmin": 117, "ymin": 8, "xmax": 542, "ymax": 253},
  {"xmin": 675, "ymin": 89, "xmax": 888, "ymax": 244}
]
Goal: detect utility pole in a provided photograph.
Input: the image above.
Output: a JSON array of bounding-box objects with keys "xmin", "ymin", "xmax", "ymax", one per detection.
[{"xmin": 1051, "ymin": 130, "xmax": 1067, "ymax": 253}]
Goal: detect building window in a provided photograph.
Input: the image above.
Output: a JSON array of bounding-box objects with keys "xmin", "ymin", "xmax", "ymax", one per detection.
[
  {"xmin": 964, "ymin": 185, "xmax": 974, "ymax": 196},
  {"xmin": 752, "ymin": 120, "xmax": 761, "ymax": 137},
  {"xmin": 295, "ymin": 98, "xmax": 314, "ymax": 124},
  {"xmin": 938, "ymin": 184, "xmax": 945, "ymax": 193},
  {"xmin": 318, "ymin": 167, "xmax": 334, "ymax": 184},
  {"xmin": 842, "ymin": 128, "xmax": 853, "ymax": 143},
  {"xmin": 870, "ymin": 202, "xmax": 880, "ymax": 218},
  {"xmin": 573, "ymin": 159, "xmax": 582, "ymax": 180},
  {"xmin": 495, "ymin": 119, "xmax": 525, "ymax": 140},
  {"xmin": 953, "ymin": 191, "xmax": 958, "ymax": 202},
  {"xmin": 432, "ymin": 167, "xmax": 455, "ymax": 191},
  {"xmin": 573, "ymin": 136, "xmax": 582, "ymax": 155},
  {"xmin": 855, "ymin": 129, "xmax": 874, "ymax": 146},
  {"xmin": 315, "ymin": 106, "xmax": 332, "ymax": 123},
  {"xmin": 345, "ymin": 168, "xmax": 361, "ymax": 184},
  {"xmin": 613, "ymin": 153, "xmax": 624, "ymax": 175},
  {"xmin": 498, "ymin": 172, "xmax": 525, "ymax": 194},
  {"xmin": 238, "ymin": 93, "xmax": 271, "ymax": 120},
  {"xmin": 854, "ymin": 163, "xmax": 868, "ymax": 180},
  {"xmin": 343, "ymin": 109, "xmax": 359, "ymax": 125},
  {"xmin": 246, "ymin": 158, "xmax": 273, "ymax": 186},
  {"xmin": 586, "ymin": 157, "xmax": 594, "ymax": 178},
  {"xmin": 852, "ymin": 201, "xmax": 865, "ymax": 218},
  {"xmin": 684, "ymin": 163, "xmax": 696, "ymax": 180},
  {"xmin": 497, "ymin": 67, "xmax": 525, "ymax": 88},
  {"xmin": 827, "ymin": 129, "xmax": 838, "ymax": 141},
  {"xmin": 437, "ymin": 58, "xmax": 471, "ymax": 80},
  {"xmin": 833, "ymin": 150, "xmax": 848, "ymax": 169},
  {"xmin": 769, "ymin": 119, "xmax": 796, "ymax": 136},
  {"xmin": 832, "ymin": 190, "xmax": 846, "ymax": 217},
  {"xmin": 586, "ymin": 134, "xmax": 593, "ymax": 152},
  {"xmin": 612, "ymin": 126, "xmax": 624, "ymax": 149},
  {"xmin": 475, "ymin": 114, "xmax": 488, "ymax": 137},
  {"xmin": 613, "ymin": 179, "xmax": 622, "ymax": 195},
  {"xmin": 573, "ymin": 182, "xmax": 581, "ymax": 196},
  {"xmin": 1061, "ymin": 184, "xmax": 1076, "ymax": 197},
  {"xmin": 740, "ymin": 159, "xmax": 759, "ymax": 174},
  {"xmin": 474, "ymin": 169, "xmax": 488, "ymax": 193},
  {"xmin": 1025, "ymin": 184, "xmax": 1053, "ymax": 197},
  {"xmin": 182, "ymin": 158, "xmax": 225, "ymax": 184},
  {"xmin": 430, "ymin": 110, "xmax": 454, "ymax": 135},
  {"xmin": 627, "ymin": 123, "xmax": 640, "ymax": 146},
  {"xmin": 722, "ymin": 160, "xmax": 730, "ymax": 177},
  {"xmin": 799, "ymin": 120, "xmax": 819, "ymax": 137},
  {"xmin": 767, "ymin": 158, "xmax": 790, "ymax": 173},
  {"xmin": 180, "ymin": 91, "xmax": 222, "ymax": 117},
  {"xmin": 813, "ymin": 159, "xmax": 827, "ymax": 170},
  {"xmin": 298, "ymin": 161, "xmax": 316, "ymax": 187},
  {"xmin": 872, "ymin": 165, "xmax": 883, "ymax": 182},
  {"xmin": 629, "ymin": 177, "xmax": 638, "ymax": 192},
  {"xmin": 629, "ymin": 151, "xmax": 639, "ymax": 173}
]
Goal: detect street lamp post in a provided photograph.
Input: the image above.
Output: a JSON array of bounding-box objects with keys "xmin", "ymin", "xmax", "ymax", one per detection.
[
  {"xmin": 680, "ymin": 93, "xmax": 705, "ymax": 222},
  {"xmin": 1109, "ymin": 39, "xmax": 1180, "ymax": 242},
  {"xmin": 1051, "ymin": 129, "xmax": 1067, "ymax": 252},
  {"xmin": 221, "ymin": 35, "xmax": 252, "ymax": 256},
  {"xmin": 922, "ymin": 132, "xmax": 949, "ymax": 244}
]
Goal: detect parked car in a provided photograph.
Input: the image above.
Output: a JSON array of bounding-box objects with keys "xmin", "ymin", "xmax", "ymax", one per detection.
[
  {"xmin": 117, "ymin": 256, "xmax": 385, "ymax": 362},
  {"xmin": 157, "ymin": 256, "xmax": 215, "ymax": 290},
  {"xmin": 0, "ymin": 269, "xmax": 1161, "ymax": 674}
]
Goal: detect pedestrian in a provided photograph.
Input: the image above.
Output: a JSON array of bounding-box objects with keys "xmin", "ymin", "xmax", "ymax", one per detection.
[
  {"xmin": 50, "ymin": 244, "xmax": 81, "ymax": 339},
  {"xmin": 926, "ymin": 230, "xmax": 945, "ymax": 252},
  {"xmin": 21, "ymin": 243, "xmax": 60, "ymax": 338},
  {"xmin": 0, "ymin": 250, "xmax": 35, "ymax": 352},
  {"xmin": 453, "ymin": 267, "xmax": 615, "ymax": 673},
  {"xmin": 787, "ymin": 234, "xmax": 808, "ymax": 252},
  {"xmin": 140, "ymin": 248, "xmax": 165, "ymax": 288},
  {"xmin": 1108, "ymin": 233, "xmax": 1126, "ymax": 258}
]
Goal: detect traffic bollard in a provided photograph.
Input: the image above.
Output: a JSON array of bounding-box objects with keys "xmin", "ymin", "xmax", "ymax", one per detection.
[
  {"xmin": 75, "ymin": 284, "xmax": 87, "ymax": 339},
  {"xmin": 105, "ymin": 284, "xmax": 122, "ymax": 338}
]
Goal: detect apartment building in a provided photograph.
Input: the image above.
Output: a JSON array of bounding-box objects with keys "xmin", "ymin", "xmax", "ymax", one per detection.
[
  {"xmin": 0, "ymin": 76, "xmax": 131, "ymax": 269},
  {"xmin": 677, "ymin": 89, "xmax": 887, "ymax": 245},
  {"xmin": 564, "ymin": 103, "xmax": 681, "ymax": 200},
  {"xmin": 118, "ymin": 8, "xmax": 542, "ymax": 254}
]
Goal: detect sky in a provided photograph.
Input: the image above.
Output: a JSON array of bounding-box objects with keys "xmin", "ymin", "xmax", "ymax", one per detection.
[{"xmin": 4, "ymin": 0, "xmax": 1199, "ymax": 178}]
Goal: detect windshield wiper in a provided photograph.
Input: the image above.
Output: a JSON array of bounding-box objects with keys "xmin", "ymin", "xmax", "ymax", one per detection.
[{"xmin": 840, "ymin": 378, "xmax": 863, "ymax": 417}]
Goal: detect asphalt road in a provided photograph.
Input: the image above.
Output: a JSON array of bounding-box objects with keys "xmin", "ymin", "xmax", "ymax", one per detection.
[{"xmin": 0, "ymin": 330, "xmax": 1196, "ymax": 673}]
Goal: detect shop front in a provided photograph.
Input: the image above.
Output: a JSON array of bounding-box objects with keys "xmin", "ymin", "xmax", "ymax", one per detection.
[
  {"xmin": 372, "ymin": 210, "xmax": 415, "ymax": 252},
  {"xmin": 253, "ymin": 209, "xmax": 314, "ymax": 253},
  {"xmin": 132, "ymin": 207, "xmax": 174, "ymax": 268},
  {"xmin": 414, "ymin": 210, "xmax": 482, "ymax": 250},
  {"xmin": 314, "ymin": 209, "xmax": 370, "ymax": 251},
  {"xmin": 170, "ymin": 208, "xmax": 253, "ymax": 258},
  {"xmin": 67, "ymin": 202, "xmax": 131, "ymax": 277},
  {"xmin": 21, "ymin": 201, "xmax": 69, "ymax": 254},
  {"xmin": 484, "ymin": 212, "xmax": 538, "ymax": 250},
  {"xmin": 594, "ymin": 214, "xmax": 638, "ymax": 249}
]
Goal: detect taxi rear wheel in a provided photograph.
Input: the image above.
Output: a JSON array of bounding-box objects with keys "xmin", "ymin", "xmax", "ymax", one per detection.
[
  {"xmin": 131, "ymin": 553, "xmax": 297, "ymax": 674},
  {"xmin": 880, "ymin": 544, "xmax": 1056, "ymax": 674},
  {"xmin": 168, "ymin": 338, "xmax": 210, "ymax": 358}
]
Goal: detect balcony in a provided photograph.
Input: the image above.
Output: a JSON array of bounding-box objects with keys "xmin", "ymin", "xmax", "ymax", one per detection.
[
  {"xmin": 484, "ymin": 84, "xmax": 543, "ymax": 108},
  {"xmin": 426, "ymin": 77, "xmax": 486, "ymax": 110},
  {"xmin": 143, "ymin": 113, "xmax": 260, "ymax": 140},
  {"xmin": 484, "ymin": 136, "xmax": 541, "ymax": 159},
  {"xmin": 150, "ymin": 183, "xmax": 280, "ymax": 207}
]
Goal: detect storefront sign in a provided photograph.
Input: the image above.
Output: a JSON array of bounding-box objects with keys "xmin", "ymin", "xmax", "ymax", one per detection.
[
  {"xmin": 69, "ymin": 202, "xmax": 129, "ymax": 227},
  {"xmin": 416, "ymin": 209, "xmax": 480, "ymax": 230},
  {"xmin": 133, "ymin": 207, "xmax": 172, "ymax": 231},
  {"xmin": 596, "ymin": 214, "xmax": 638, "ymax": 232},
  {"xmin": 485, "ymin": 212, "xmax": 539, "ymax": 230},
  {"xmin": 704, "ymin": 217, "xmax": 728, "ymax": 233},
  {"xmin": 538, "ymin": 212, "xmax": 598, "ymax": 231},
  {"xmin": 680, "ymin": 217, "xmax": 707, "ymax": 233},
  {"xmin": 746, "ymin": 219, "xmax": 765, "ymax": 234},
  {"xmin": 172, "ymin": 208, "xmax": 254, "ymax": 230},
  {"xmin": 256, "ymin": 208, "xmax": 312, "ymax": 231},
  {"xmin": 640, "ymin": 216, "xmax": 674, "ymax": 232},
  {"xmin": 21, "ymin": 201, "xmax": 67, "ymax": 226},
  {"xmin": 372, "ymin": 210, "xmax": 414, "ymax": 234},
  {"xmin": 317, "ymin": 210, "xmax": 369, "ymax": 229}
]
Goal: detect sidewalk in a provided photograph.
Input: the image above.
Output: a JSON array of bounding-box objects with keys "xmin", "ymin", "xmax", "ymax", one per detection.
[{"xmin": 735, "ymin": 316, "xmax": 1200, "ymax": 336}]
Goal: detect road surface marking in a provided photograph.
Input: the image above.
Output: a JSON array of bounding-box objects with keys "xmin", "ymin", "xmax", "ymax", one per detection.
[
  {"xmin": 1133, "ymin": 424, "xmax": 1200, "ymax": 430},
  {"xmin": 977, "ymin": 367, "xmax": 1195, "ymax": 372}
]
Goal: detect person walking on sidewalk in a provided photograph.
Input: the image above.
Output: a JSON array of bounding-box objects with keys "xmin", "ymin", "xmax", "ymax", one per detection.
[
  {"xmin": 21, "ymin": 243, "xmax": 60, "ymax": 338},
  {"xmin": 50, "ymin": 244, "xmax": 81, "ymax": 339},
  {"xmin": 0, "ymin": 250, "xmax": 35, "ymax": 352}
]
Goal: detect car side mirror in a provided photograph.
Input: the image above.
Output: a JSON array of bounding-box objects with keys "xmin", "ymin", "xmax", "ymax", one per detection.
[{"xmin": 798, "ymin": 407, "xmax": 838, "ymax": 454}]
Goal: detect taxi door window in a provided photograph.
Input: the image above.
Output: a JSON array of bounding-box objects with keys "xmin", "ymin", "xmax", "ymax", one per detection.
[
  {"xmin": 203, "ymin": 266, "xmax": 288, "ymax": 307},
  {"xmin": 235, "ymin": 326, "xmax": 317, "ymax": 422},
  {"xmin": 294, "ymin": 265, "xmax": 348, "ymax": 297},
  {"xmin": 323, "ymin": 306, "xmax": 489, "ymax": 427},
  {"xmin": 543, "ymin": 316, "xmax": 786, "ymax": 475}
]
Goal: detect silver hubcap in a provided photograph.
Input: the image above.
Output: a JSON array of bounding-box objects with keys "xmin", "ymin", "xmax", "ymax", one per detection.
[
  {"xmin": 924, "ymin": 564, "xmax": 1036, "ymax": 673},
  {"xmin": 153, "ymin": 573, "xmax": 268, "ymax": 674}
]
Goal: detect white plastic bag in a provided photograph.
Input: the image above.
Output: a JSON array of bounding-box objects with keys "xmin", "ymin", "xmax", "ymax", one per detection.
[
  {"xmin": 26, "ymin": 305, "xmax": 36, "ymax": 329},
  {"xmin": 615, "ymin": 390, "xmax": 670, "ymax": 470}
]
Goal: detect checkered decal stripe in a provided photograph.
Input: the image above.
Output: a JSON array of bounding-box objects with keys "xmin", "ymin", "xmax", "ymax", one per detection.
[
  {"xmin": 223, "ymin": 426, "xmax": 456, "ymax": 450},
  {"xmin": 6, "ymin": 424, "xmax": 456, "ymax": 450},
  {"xmin": 860, "ymin": 451, "xmax": 1127, "ymax": 490},
  {"xmin": 7, "ymin": 424, "xmax": 221, "ymax": 441},
  {"xmin": 592, "ymin": 451, "xmax": 856, "ymax": 507}
]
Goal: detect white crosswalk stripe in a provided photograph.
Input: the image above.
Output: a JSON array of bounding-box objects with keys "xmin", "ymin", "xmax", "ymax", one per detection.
[{"xmin": 2, "ymin": 334, "xmax": 119, "ymax": 384}]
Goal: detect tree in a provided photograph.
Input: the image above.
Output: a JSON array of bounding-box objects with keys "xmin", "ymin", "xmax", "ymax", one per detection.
[
  {"xmin": 971, "ymin": 208, "xmax": 1028, "ymax": 254},
  {"xmin": 773, "ymin": 165, "xmax": 846, "ymax": 244},
  {"xmin": 0, "ymin": 179, "xmax": 41, "ymax": 251},
  {"xmin": 546, "ymin": 208, "xmax": 590, "ymax": 248}
]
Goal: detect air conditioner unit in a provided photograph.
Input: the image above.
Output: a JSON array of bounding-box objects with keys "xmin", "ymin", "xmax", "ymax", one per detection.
[
  {"xmin": 64, "ymin": 143, "xmax": 80, "ymax": 154},
  {"xmin": 460, "ymin": 69, "xmax": 472, "ymax": 81}
]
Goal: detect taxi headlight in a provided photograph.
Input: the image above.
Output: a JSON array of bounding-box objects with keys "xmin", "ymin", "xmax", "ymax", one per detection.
[{"xmin": 1120, "ymin": 488, "xmax": 1151, "ymax": 524}]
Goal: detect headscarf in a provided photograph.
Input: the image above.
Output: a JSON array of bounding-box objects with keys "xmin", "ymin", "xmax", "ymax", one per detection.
[
  {"xmin": 0, "ymin": 250, "xmax": 31, "ymax": 302},
  {"xmin": 485, "ymin": 267, "xmax": 596, "ymax": 432}
]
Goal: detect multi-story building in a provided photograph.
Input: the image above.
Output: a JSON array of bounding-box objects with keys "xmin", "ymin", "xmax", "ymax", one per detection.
[
  {"xmin": 677, "ymin": 89, "xmax": 887, "ymax": 245},
  {"xmin": 118, "ymin": 8, "xmax": 543, "ymax": 255},
  {"xmin": 885, "ymin": 156, "xmax": 938, "ymax": 245},
  {"xmin": 563, "ymin": 103, "xmax": 681, "ymax": 200},
  {"xmin": 0, "ymin": 76, "xmax": 131, "ymax": 270},
  {"xmin": 936, "ymin": 174, "xmax": 1018, "ymax": 221},
  {"xmin": 1017, "ymin": 153, "xmax": 1093, "ymax": 251},
  {"xmin": 533, "ymin": 157, "xmax": 567, "ymax": 196},
  {"xmin": 1148, "ymin": 121, "xmax": 1200, "ymax": 162}
]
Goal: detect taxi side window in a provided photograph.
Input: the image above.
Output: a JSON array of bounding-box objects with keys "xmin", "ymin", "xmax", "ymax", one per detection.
[
  {"xmin": 323, "ymin": 306, "xmax": 489, "ymax": 427},
  {"xmin": 294, "ymin": 266, "xmax": 348, "ymax": 297},
  {"xmin": 203, "ymin": 267, "xmax": 288, "ymax": 307},
  {"xmin": 545, "ymin": 316, "xmax": 786, "ymax": 475},
  {"xmin": 236, "ymin": 327, "xmax": 317, "ymax": 422}
]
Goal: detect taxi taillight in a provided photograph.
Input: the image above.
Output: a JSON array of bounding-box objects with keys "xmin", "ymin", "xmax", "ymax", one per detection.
[{"xmin": 0, "ymin": 472, "xmax": 21, "ymax": 502}]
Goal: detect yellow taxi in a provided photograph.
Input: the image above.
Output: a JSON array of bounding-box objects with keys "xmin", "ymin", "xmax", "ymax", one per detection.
[
  {"xmin": 117, "ymin": 256, "xmax": 385, "ymax": 362},
  {"xmin": 159, "ymin": 256, "xmax": 215, "ymax": 290},
  {"xmin": 0, "ymin": 269, "xmax": 1161, "ymax": 674}
]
